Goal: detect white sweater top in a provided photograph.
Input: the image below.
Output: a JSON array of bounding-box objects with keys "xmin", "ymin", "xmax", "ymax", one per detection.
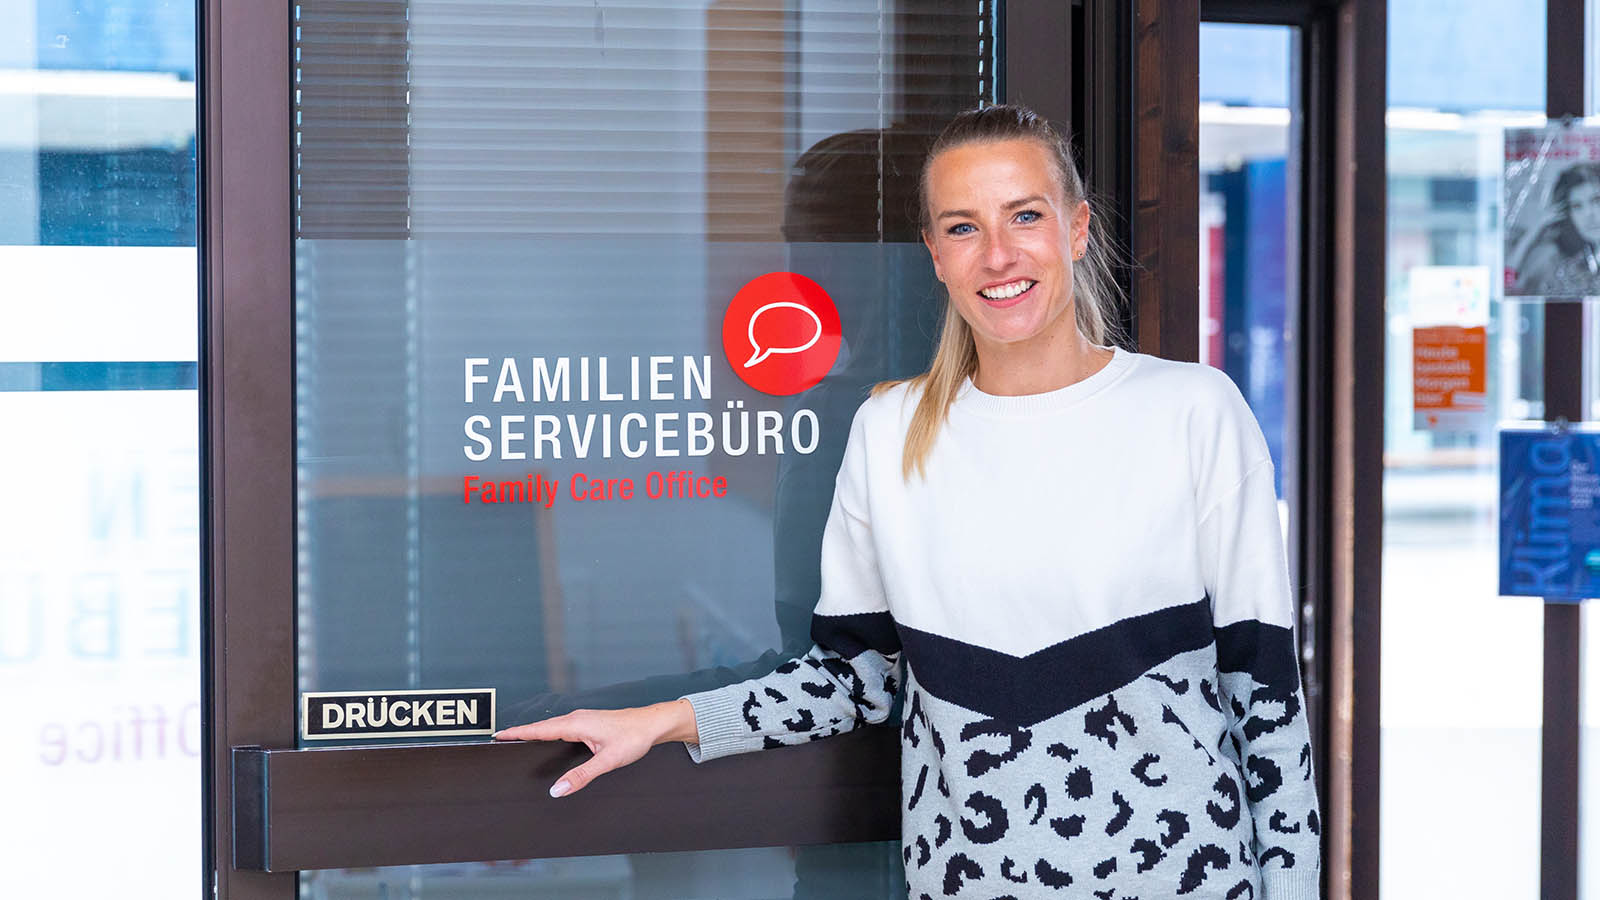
[{"xmin": 685, "ymin": 347, "xmax": 1321, "ymax": 900}]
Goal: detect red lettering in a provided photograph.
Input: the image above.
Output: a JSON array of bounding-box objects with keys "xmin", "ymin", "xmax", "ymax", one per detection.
[
  {"xmin": 570, "ymin": 472, "xmax": 634, "ymax": 501},
  {"xmin": 639, "ymin": 471, "xmax": 729, "ymax": 499},
  {"xmin": 463, "ymin": 475, "xmax": 478, "ymax": 503}
]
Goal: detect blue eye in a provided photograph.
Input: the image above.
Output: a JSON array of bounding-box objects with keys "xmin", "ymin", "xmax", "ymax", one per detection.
[
  {"xmin": 947, "ymin": 223, "xmax": 975, "ymax": 236},
  {"xmin": 1016, "ymin": 210, "xmax": 1042, "ymax": 224}
]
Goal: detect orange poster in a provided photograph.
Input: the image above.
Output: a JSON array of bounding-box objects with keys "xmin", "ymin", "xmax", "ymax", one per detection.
[{"xmin": 1413, "ymin": 325, "xmax": 1488, "ymax": 430}]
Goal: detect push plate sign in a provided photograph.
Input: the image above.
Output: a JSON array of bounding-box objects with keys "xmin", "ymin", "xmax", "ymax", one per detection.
[{"xmin": 301, "ymin": 689, "xmax": 496, "ymax": 740}]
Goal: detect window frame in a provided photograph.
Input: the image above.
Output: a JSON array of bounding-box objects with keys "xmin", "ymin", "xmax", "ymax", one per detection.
[{"xmin": 1543, "ymin": 2, "xmax": 1585, "ymax": 896}]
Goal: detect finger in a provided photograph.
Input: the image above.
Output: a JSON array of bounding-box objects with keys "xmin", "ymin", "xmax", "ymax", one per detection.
[
  {"xmin": 493, "ymin": 717, "xmax": 578, "ymax": 743},
  {"xmin": 549, "ymin": 756, "xmax": 614, "ymax": 798}
]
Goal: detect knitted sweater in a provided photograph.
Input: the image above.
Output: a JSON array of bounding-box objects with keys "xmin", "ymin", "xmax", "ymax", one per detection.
[{"xmin": 682, "ymin": 348, "xmax": 1321, "ymax": 900}]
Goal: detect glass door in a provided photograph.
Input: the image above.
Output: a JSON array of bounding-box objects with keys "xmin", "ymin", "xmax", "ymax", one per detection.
[{"xmin": 231, "ymin": 1, "xmax": 999, "ymax": 895}]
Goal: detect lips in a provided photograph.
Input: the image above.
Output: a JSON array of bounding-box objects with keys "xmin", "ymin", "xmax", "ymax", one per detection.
[{"xmin": 977, "ymin": 279, "xmax": 1037, "ymax": 306}]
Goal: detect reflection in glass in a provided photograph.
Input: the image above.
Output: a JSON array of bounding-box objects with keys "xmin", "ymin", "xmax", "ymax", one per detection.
[
  {"xmin": 1197, "ymin": 22, "xmax": 1298, "ymax": 505},
  {"xmin": 294, "ymin": 0, "xmax": 993, "ymax": 893}
]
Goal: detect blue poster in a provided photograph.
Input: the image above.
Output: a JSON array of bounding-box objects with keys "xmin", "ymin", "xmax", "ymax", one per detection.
[{"xmin": 1499, "ymin": 427, "xmax": 1600, "ymax": 600}]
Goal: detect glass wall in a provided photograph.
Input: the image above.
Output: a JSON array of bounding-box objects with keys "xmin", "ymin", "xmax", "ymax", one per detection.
[
  {"xmin": 1384, "ymin": 0, "xmax": 1547, "ymax": 895},
  {"xmin": 0, "ymin": 0, "xmax": 199, "ymax": 895},
  {"xmin": 1197, "ymin": 21, "xmax": 1298, "ymax": 515}
]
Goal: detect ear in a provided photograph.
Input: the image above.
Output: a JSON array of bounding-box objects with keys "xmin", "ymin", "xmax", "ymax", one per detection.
[
  {"xmin": 922, "ymin": 230, "xmax": 946, "ymax": 282},
  {"xmin": 1070, "ymin": 201, "xmax": 1091, "ymax": 259}
]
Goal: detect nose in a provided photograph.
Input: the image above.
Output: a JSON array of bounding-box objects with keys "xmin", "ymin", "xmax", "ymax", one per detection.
[{"xmin": 980, "ymin": 228, "xmax": 1019, "ymax": 270}]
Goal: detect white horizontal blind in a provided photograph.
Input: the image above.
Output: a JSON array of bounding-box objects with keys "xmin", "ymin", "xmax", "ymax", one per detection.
[
  {"xmin": 294, "ymin": 0, "xmax": 994, "ymax": 239},
  {"xmin": 295, "ymin": 0, "xmax": 411, "ymax": 237}
]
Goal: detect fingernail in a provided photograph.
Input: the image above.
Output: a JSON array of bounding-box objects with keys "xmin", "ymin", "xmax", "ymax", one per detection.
[{"xmin": 549, "ymin": 780, "xmax": 571, "ymax": 798}]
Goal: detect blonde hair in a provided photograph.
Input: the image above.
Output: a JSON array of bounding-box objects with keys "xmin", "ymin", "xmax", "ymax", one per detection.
[{"xmin": 877, "ymin": 104, "xmax": 1127, "ymax": 479}]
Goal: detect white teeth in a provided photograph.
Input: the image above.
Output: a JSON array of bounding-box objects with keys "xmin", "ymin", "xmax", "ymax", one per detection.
[{"xmin": 979, "ymin": 280, "xmax": 1035, "ymax": 300}]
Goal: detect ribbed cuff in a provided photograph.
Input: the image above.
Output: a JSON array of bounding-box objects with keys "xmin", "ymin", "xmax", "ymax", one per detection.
[
  {"xmin": 679, "ymin": 687, "xmax": 755, "ymax": 763},
  {"xmin": 1260, "ymin": 869, "xmax": 1322, "ymax": 900}
]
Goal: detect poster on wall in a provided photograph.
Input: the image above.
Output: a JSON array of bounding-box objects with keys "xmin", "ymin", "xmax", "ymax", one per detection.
[
  {"xmin": 1499, "ymin": 426, "xmax": 1600, "ymax": 601},
  {"xmin": 1410, "ymin": 265, "xmax": 1489, "ymax": 431},
  {"xmin": 1504, "ymin": 124, "xmax": 1600, "ymax": 297}
]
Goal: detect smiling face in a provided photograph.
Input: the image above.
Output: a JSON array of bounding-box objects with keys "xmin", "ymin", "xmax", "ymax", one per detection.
[
  {"xmin": 1569, "ymin": 181, "xmax": 1600, "ymax": 246},
  {"xmin": 921, "ymin": 139, "xmax": 1091, "ymax": 362}
]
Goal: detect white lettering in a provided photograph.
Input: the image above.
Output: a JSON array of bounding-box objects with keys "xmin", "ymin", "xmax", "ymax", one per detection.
[
  {"xmin": 500, "ymin": 415, "xmax": 527, "ymax": 461},
  {"xmin": 757, "ymin": 410, "xmax": 785, "ymax": 454},
  {"xmin": 494, "ymin": 358, "xmax": 525, "ymax": 403},
  {"xmin": 464, "ymin": 416, "xmax": 493, "ymax": 461},
  {"xmin": 683, "ymin": 355, "xmax": 711, "ymax": 400},
  {"xmin": 620, "ymin": 413, "xmax": 648, "ymax": 458},
  {"xmin": 533, "ymin": 414, "xmax": 562, "ymax": 459},
  {"xmin": 465, "ymin": 358, "xmax": 489, "ymax": 402},
  {"xmin": 650, "ymin": 355, "xmax": 673, "ymax": 400},
  {"xmin": 533, "ymin": 357, "xmax": 571, "ymax": 402},
  {"xmin": 686, "ymin": 412, "xmax": 714, "ymax": 456},
  {"xmin": 599, "ymin": 358, "xmax": 622, "ymax": 401},
  {"xmin": 654, "ymin": 412, "xmax": 680, "ymax": 457}
]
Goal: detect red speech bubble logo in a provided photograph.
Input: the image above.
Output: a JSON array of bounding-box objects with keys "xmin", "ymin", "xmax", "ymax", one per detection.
[{"xmin": 721, "ymin": 272, "xmax": 842, "ymax": 396}]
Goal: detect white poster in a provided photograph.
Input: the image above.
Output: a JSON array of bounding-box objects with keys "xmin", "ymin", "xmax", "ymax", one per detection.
[{"xmin": 1504, "ymin": 124, "xmax": 1600, "ymax": 297}]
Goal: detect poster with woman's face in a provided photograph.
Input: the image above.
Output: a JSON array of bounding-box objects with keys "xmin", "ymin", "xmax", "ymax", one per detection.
[{"xmin": 1504, "ymin": 125, "xmax": 1600, "ymax": 297}]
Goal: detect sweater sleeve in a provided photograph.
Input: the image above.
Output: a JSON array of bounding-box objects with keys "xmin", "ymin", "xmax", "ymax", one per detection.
[
  {"xmin": 681, "ymin": 404, "xmax": 903, "ymax": 763},
  {"xmin": 1193, "ymin": 372, "xmax": 1320, "ymax": 900},
  {"xmin": 1198, "ymin": 471, "xmax": 1322, "ymax": 898}
]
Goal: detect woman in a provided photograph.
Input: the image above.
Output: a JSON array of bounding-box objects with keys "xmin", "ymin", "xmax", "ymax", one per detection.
[
  {"xmin": 1509, "ymin": 161, "xmax": 1600, "ymax": 296},
  {"xmin": 496, "ymin": 105, "xmax": 1321, "ymax": 900}
]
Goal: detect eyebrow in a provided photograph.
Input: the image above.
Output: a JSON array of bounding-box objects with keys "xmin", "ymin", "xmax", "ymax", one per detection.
[{"xmin": 935, "ymin": 195, "xmax": 1050, "ymax": 221}]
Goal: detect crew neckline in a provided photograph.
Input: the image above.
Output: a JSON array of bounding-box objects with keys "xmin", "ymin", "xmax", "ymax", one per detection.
[{"xmin": 956, "ymin": 346, "xmax": 1137, "ymax": 416}]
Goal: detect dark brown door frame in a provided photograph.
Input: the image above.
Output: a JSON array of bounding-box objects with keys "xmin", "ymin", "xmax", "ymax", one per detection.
[
  {"xmin": 200, "ymin": 0, "xmax": 296, "ymax": 890},
  {"xmin": 1328, "ymin": 3, "xmax": 1385, "ymax": 900},
  {"xmin": 1543, "ymin": 4, "xmax": 1584, "ymax": 898},
  {"xmin": 200, "ymin": 0, "xmax": 1225, "ymax": 891},
  {"xmin": 1127, "ymin": 0, "xmax": 1201, "ymax": 361}
]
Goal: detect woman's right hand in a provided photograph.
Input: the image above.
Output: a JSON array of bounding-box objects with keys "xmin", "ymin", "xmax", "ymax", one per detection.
[{"xmin": 492, "ymin": 698, "xmax": 700, "ymax": 798}]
